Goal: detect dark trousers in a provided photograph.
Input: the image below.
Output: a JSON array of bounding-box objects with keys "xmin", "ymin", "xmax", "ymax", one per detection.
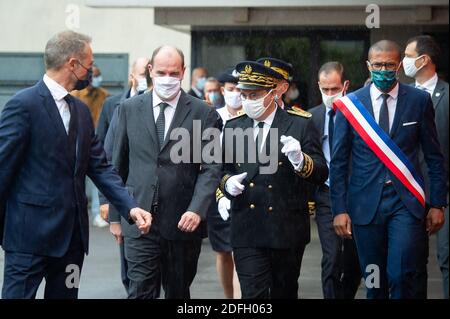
[
  {"xmin": 119, "ymin": 242, "xmax": 129, "ymax": 293},
  {"xmin": 436, "ymin": 205, "xmax": 449, "ymax": 298},
  {"xmin": 124, "ymin": 219, "xmax": 202, "ymax": 299},
  {"xmin": 233, "ymin": 245, "xmax": 305, "ymax": 299},
  {"xmin": 352, "ymin": 184, "xmax": 428, "ymax": 299},
  {"xmin": 315, "ymin": 185, "xmax": 361, "ymax": 299},
  {"xmin": 2, "ymin": 223, "xmax": 84, "ymax": 299}
]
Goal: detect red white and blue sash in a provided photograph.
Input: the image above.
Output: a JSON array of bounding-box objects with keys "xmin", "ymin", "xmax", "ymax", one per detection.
[{"xmin": 333, "ymin": 93, "xmax": 425, "ymax": 207}]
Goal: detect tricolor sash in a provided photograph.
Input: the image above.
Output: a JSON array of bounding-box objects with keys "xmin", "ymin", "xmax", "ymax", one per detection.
[{"xmin": 333, "ymin": 93, "xmax": 425, "ymax": 207}]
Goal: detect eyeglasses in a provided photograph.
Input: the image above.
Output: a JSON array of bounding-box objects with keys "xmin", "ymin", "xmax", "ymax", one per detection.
[
  {"xmin": 77, "ymin": 60, "xmax": 91, "ymax": 71},
  {"xmin": 367, "ymin": 61, "xmax": 399, "ymax": 71}
]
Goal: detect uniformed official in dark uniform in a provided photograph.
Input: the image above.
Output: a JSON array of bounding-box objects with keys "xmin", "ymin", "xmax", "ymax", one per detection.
[{"xmin": 218, "ymin": 61, "xmax": 328, "ymax": 298}]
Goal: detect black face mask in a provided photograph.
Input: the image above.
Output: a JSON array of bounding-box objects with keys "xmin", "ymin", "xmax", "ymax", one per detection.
[{"xmin": 73, "ymin": 62, "xmax": 93, "ymax": 90}]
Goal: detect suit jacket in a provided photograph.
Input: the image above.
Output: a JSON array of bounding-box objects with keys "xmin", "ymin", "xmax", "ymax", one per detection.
[
  {"xmin": 330, "ymin": 83, "xmax": 447, "ymax": 225},
  {"xmin": 0, "ymin": 80, "xmax": 137, "ymax": 257},
  {"xmin": 220, "ymin": 107, "xmax": 328, "ymax": 249},
  {"xmin": 418, "ymin": 79, "xmax": 449, "ymax": 198},
  {"xmin": 187, "ymin": 88, "xmax": 204, "ymax": 100},
  {"xmin": 109, "ymin": 90, "xmax": 222, "ymax": 240},
  {"xmin": 305, "ymin": 103, "xmax": 328, "ymax": 203},
  {"xmin": 96, "ymin": 89, "xmax": 130, "ymax": 144}
]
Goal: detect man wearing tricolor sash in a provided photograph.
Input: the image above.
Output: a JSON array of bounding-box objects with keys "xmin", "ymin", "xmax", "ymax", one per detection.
[{"xmin": 330, "ymin": 40, "xmax": 447, "ymax": 299}]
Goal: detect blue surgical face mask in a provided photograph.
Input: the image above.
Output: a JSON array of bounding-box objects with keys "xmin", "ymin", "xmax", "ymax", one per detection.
[
  {"xmin": 209, "ymin": 91, "xmax": 222, "ymax": 107},
  {"xmin": 196, "ymin": 77, "xmax": 206, "ymax": 91},
  {"xmin": 370, "ymin": 70, "xmax": 398, "ymax": 92},
  {"xmin": 91, "ymin": 75, "xmax": 103, "ymax": 88}
]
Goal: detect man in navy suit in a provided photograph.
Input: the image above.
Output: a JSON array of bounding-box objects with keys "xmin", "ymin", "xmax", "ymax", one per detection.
[
  {"xmin": 0, "ymin": 30, "xmax": 152, "ymax": 299},
  {"xmin": 330, "ymin": 40, "xmax": 447, "ymax": 299}
]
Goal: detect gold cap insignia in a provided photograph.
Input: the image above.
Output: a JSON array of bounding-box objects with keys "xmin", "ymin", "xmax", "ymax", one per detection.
[
  {"xmin": 244, "ymin": 65, "xmax": 252, "ymax": 74},
  {"xmin": 264, "ymin": 60, "xmax": 271, "ymax": 68}
]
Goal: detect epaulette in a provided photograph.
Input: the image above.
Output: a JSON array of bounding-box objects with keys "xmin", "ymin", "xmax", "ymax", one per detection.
[{"xmin": 287, "ymin": 106, "xmax": 312, "ymax": 118}]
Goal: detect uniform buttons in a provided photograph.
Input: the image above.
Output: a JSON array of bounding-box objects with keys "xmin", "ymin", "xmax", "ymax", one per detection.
[
  {"xmin": 268, "ymin": 185, "xmax": 273, "ymax": 189},
  {"xmin": 250, "ymin": 204, "xmax": 255, "ymax": 209},
  {"xmin": 249, "ymin": 182, "xmax": 255, "ymax": 188},
  {"xmin": 237, "ymin": 163, "xmax": 241, "ymax": 167},
  {"xmin": 278, "ymin": 161, "xmax": 283, "ymax": 166},
  {"xmin": 268, "ymin": 206, "xmax": 273, "ymax": 212}
]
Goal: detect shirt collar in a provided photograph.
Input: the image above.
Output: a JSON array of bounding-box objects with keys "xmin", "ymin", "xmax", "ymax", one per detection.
[
  {"xmin": 43, "ymin": 74, "xmax": 69, "ymax": 101},
  {"xmin": 254, "ymin": 106, "xmax": 277, "ymax": 128},
  {"xmin": 371, "ymin": 82, "xmax": 399, "ymax": 100},
  {"xmin": 415, "ymin": 73, "xmax": 438, "ymax": 92},
  {"xmin": 152, "ymin": 90, "xmax": 181, "ymax": 109}
]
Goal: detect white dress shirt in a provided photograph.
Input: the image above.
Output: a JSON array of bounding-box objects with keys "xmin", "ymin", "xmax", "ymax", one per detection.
[
  {"xmin": 415, "ymin": 72, "xmax": 438, "ymax": 96},
  {"xmin": 43, "ymin": 74, "xmax": 70, "ymax": 134},
  {"xmin": 370, "ymin": 82, "xmax": 399, "ymax": 132},
  {"xmin": 152, "ymin": 90, "xmax": 181, "ymax": 140},
  {"xmin": 253, "ymin": 107, "xmax": 277, "ymax": 152}
]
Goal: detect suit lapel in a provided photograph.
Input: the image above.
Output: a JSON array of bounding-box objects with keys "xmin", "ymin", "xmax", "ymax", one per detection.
[
  {"xmin": 358, "ymin": 85, "xmax": 375, "ymax": 118},
  {"xmin": 390, "ymin": 83, "xmax": 407, "ymax": 138},
  {"xmin": 38, "ymin": 81, "xmax": 74, "ymax": 171},
  {"xmin": 38, "ymin": 81, "xmax": 69, "ymax": 140},
  {"xmin": 432, "ymin": 80, "xmax": 445, "ymax": 110},
  {"xmin": 160, "ymin": 91, "xmax": 191, "ymax": 152},
  {"xmin": 138, "ymin": 92, "xmax": 159, "ymax": 151}
]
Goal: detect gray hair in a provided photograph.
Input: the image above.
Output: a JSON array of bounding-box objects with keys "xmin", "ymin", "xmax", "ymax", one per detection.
[{"xmin": 44, "ymin": 30, "xmax": 91, "ymax": 70}]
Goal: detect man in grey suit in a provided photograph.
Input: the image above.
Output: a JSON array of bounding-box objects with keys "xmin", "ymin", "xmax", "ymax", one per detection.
[
  {"xmin": 404, "ymin": 35, "xmax": 449, "ymax": 298},
  {"xmin": 309, "ymin": 62, "xmax": 361, "ymax": 299},
  {"xmin": 108, "ymin": 46, "xmax": 222, "ymax": 299}
]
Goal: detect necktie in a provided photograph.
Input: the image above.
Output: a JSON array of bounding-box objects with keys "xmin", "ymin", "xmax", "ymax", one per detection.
[
  {"xmin": 64, "ymin": 94, "xmax": 77, "ymax": 169},
  {"xmin": 152, "ymin": 102, "xmax": 169, "ymax": 206},
  {"xmin": 156, "ymin": 102, "xmax": 168, "ymax": 150},
  {"xmin": 379, "ymin": 93, "xmax": 390, "ymax": 134},
  {"xmin": 255, "ymin": 121, "xmax": 264, "ymax": 163},
  {"xmin": 328, "ymin": 109, "xmax": 335, "ymax": 154}
]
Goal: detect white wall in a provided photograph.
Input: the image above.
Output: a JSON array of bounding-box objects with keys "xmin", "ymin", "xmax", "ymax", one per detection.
[{"xmin": 0, "ymin": 0, "xmax": 192, "ymax": 89}]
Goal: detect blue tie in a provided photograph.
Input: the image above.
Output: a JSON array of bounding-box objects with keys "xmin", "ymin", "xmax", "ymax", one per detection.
[
  {"xmin": 328, "ymin": 109, "xmax": 335, "ymax": 153},
  {"xmin": 379, "ymin": 93, "xmax": 390, "ymax": 134}
]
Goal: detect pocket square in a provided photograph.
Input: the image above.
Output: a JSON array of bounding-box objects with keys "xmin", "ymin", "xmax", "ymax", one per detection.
[{"xmin": 402, "ymin": 121, "xmax": 418, "ymax": 127}]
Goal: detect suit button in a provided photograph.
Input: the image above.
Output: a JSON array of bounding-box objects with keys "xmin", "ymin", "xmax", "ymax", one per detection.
[
  {"xmin": 268, "ymin": 185, "xmax": 273, "ymax": 189},
  {"xmin": 250, "ymin": 204, "xmax": 255, "ymax": 209},
  {"xmin": 268, "ymin": 206, "xmax": 273, "ymax": 212},
  {"xmin": 249, "ymin": 182, "xmax": 255, "ymax": 188}
]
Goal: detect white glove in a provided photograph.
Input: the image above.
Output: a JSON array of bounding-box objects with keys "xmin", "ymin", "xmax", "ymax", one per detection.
[
  {"xmin": 225, "ymin": 172, "xmax": 248, "ymax": 197},
  {"xmin": 217, "ymin": 197, "xmax": 231, "ymax": 221},
  {"xmin": 280, "ymin": 135, "xmax": 304, "ymax": 170}
]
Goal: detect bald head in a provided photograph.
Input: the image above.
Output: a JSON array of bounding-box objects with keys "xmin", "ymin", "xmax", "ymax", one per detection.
[
  {"xmin": 149, "ymin": 45, "xmax": 185, "ymax": 81},
  {"xmin": 368, "ymin": 40, "xmax": 401, "ymax": 62},
  {"xmin": 150, "ymin": 46, "xmax": 185, "ymax": 69},
  {"xmin": 132, "ymin": 57, "xmax": 150, "ymax": 73}
]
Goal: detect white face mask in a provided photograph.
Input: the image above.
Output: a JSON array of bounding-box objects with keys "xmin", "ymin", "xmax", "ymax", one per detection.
[
  {"xmin": 153, "ymin": 76, "xmax": 181, "ymax": 100},
  {"xmin": 321, "ymin": 89, "xmax": 343, "ymax": 109},
  {"xmin": 224, "ymin": 90, "xmax": 242, "ymax": 109},
  {"xmin": 403, "ymin": 56, "xmax": 425, "ymax": 78},
  {"xmin": 242, "ymin": 90, "xmax": 273, "ymax": 119},
  {"xmin": 137, "ymin": 77, "xmax": 148, "ymax": 92}
]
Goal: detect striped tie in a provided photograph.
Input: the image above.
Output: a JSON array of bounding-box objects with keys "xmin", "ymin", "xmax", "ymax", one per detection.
[{"xmin": 156, "ymin": 102, "xmax": 168, "ymax": 150}]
